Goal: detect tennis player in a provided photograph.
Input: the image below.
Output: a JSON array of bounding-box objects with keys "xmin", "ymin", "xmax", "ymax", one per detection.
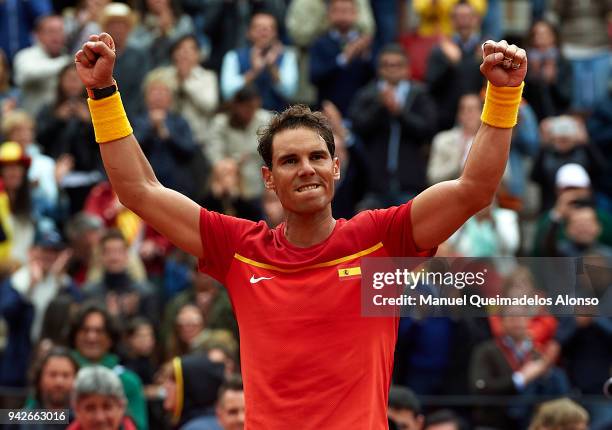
[{"xmin": 75, "ymin": 33, "xmax": 527, "ymax": 429}]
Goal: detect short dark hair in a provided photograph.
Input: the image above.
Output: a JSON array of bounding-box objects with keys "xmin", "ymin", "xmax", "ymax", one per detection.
[
  {"xmin": 234, "ymin": 85, "xmax": 261, "ymax": 103},
  {"xmin": 424, "ymin": 409, "xmax": 464, "ymax": 430},
  {"xmin": 217, "ymin": 375, "xmax": 243, "ymax": 405},
  {"xmin": 30, "ymin": 346, "xmax": 78, "ymax": 404},
  {"xmin": 100, "ymin": 228, "xmax": 127, "ymax": 248},
  {"xmin": 378, "ymin": 44, "xmax": 409, "ymax": 63},
  {"xmin": 68, "ymin": 302, "xmax": 120, "ymax": 351},
  {"xmin": 257, "ymin": 105, "xmax": 335, "ymax": 168},
  {"xmin": 388, "ymin": 385, "xmax": 421, "ymax": 414}
]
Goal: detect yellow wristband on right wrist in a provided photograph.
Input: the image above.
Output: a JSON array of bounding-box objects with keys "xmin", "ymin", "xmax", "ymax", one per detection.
[
  {"xmin": 87, "ymin": 91, "xmax": 133, "ymax": 143},
  {"xmin": 480, "ymin": 81, "xmax": 524, "ymax": 129}
]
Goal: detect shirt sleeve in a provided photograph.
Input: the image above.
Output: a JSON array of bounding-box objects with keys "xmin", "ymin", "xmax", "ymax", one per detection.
[
  {"xmin": 370, "ymin": 199, "xmax": 437, "ymax": 257},
  {"xmin": 197, "ymin": 208, "xmax": 256, "ymax": 283}
]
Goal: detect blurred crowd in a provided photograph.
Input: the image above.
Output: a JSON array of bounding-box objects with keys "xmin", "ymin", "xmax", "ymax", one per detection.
[{"xmin": 0, "ymin": 0, "xmax": 610, "ymax": 429}]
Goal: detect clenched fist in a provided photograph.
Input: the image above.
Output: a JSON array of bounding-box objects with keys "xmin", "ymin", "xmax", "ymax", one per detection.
[
  {"xmin": 480, "ymin": 40, "xmax": 527, "ymax": 87},
  {"xmin": 74, "ymin": 33, "xmax": 116, "ymax": 89}
]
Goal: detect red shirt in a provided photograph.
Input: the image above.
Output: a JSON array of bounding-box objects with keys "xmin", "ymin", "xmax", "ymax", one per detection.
[{"xmin": 198, "ymin": 200, "xmax": 435, "ymax": 429}]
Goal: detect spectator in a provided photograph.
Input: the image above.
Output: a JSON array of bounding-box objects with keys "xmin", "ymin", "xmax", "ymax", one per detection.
[
  {"xmin": 99, "ymin": 2, "xmax": 150, "ymax": 119},
  {"xmin": 412, "ymin": 0, "xmax": 486, "ymax": 37},
  {"xmin": 120, "ymin": 318, "xmax": 158, "ymax": 395},
  {"xmin": 0, "ymin": 48, "xmax": 20, "ymax": 112},
  {"xmin": 532, "ymin": 163, "xmax": 612, "ymax": 256},
  {"xmin": 214, "ymin": 376, "xmax": 245, "ymax": 430},
  {"xmin": 132, "ymin": 68, "xmax": 198, "ymax": 199},
  {"xmin": 0, "ymin": 229, "xmax": 79, "ymax": 387},
  {"xmin": 531, "ymin": 115, "xmax": 605, "ymax": 212},
  {"xmin": 425, "ymin": 2, "xmax": 484, "ymax": 131},
  {"xmin": 23, "ymin": 346, "xmax": 78, "ymax": 429},
  {"xmin": 286, "ymin": 0, "xmax": 375, "ymax": 105},
  {"xmin": 158, "ymin": 34, "xmax": 218, "ymax": 147},
  {"xmin": 36, "ymin": 63, "xmax": 102, "ymax": 214},
  {"xmin": 198, "ymin": 157, "xmax": 264, "ymax": 222},
  {"xmin": 165, "ymin": 303, "xmax": 204, "ymax": 359},
  {"xmin": 523, "ymin": 20, "xmax": 573, "ymax": 121},
  {"xmin": 586, "ymin": 88, "xmax": 612, "ymax": 211},
  {"xmin": 68, "ymin": 303, "xmax": 148, "ymax": 430},
  {"xmin": 129, "ymin": 0, "xmax": 194, "ymax": 69},
  {"xmin": 83, "ymin": 229, "xmax": 156, "ymax": 322},
  {"xmin": 2, "ymin": 109, "xmax": 69, "ymax": 221},
  {"xmin": 470, "ymin": 308, "xmax": 570, "ymax": 430},
  {"xmin": 12, "ymin": 15, "xmax": 71, "ymax": 116},
  {"xmin": 528, "ymin": 398, "xmax": 589, "ymax": 430},
  {"xmin": 162, "ymin": 354, "xmax": 225, "ymax": 428},
  {"xmin": 321, "ymin": 100, "xmax": 368, "ymax": 219},
  {"xmin": 0, "ymin": 0, "xmax": 52, "ymax": 63},
  {"xmin": 548, "ymin": 0, "xmax": 611, "ymax": 113},
  {"xmin": 427, "ymin": 93, "xmax": 481, "ymax": 185},
  {"xmin": 387, "ymin": 385, "xmax": 424, "ymax": 430},
  {"xmin": 68, "ymin": 365, "xmax": 136, "ymax": 430},
  {"xmin": 423, "ymin": 409, "xmax": 464, "ymax": 430},
  {"xmin": 63, "ymin": 0, "xmax": 110, "ymax": 54},
  {"xmin": 549, "ymin": 206, "xmax": 612, "ymax": 258},
  {"xmin": 0, "ymin": 141, "xmax": 37, "ymax": 264},
  {"xmin": 446, "ymin": 201, "xmax": 520, "ymax": 258},
  {"xmin": 206, "ymin": 86, "xmax": 273, "ymax": 202},
  {"xmin": 221, "ymin": 12, "xmax": 297, "ymax": 112},
  {"xmin": 556, "ymin": 303, "xmax": 612, "ymax": 430},
  {"xmin": 350, "ymin": 44, "xmax": 437, "ymax": 205},
  {"xmin": 309, "ymin": 0, "xmax": 375, "ymax": 114}
]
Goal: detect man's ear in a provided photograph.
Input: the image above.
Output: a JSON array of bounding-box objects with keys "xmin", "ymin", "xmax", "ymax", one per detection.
[
  {"xmin": 262, "ymin": 165, "xmax": 275, "ymax": 190},
  {"xmin": 333, "ymin": 156, "xmax": 340, "ymax": 180}
]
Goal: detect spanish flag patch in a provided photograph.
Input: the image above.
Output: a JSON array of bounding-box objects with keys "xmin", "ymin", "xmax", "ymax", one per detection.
[{"xmin": 338, "ymin": 266, "xmax": 361, "ymax": 280}]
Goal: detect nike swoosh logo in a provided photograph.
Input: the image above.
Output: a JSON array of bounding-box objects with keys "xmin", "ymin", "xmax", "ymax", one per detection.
[{"xmin": 250, "ymin": 275, "xmax": 275, "ymax": 284}]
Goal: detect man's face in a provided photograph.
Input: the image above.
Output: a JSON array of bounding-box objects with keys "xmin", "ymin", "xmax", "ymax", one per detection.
[
  {"xmin": 216, "ymin": 390, "xmax": 245, "ymax": 430},
  {"xmin": 37, "ymin": 17, "xmax": 66, "ymax": 57},
  {"xmin": 501, "ymin": 315, "xmax": 529, "ymax": 341},
  {"xmin": 328, "ymin": 0, "xmax": 357, "ymax": 33},
  {"xmin": 248, "ymin": 14, "xmax": 277, "ymax": 49},
  {"xmin": 101, "ymin": 238, "xmax": 128, "ymax": 274},
  {"xmin": 74, "ymin": 394, "xmax": 125, "ymax": 430},
  {"xmin": 1, "ymin": 164, "xmax": 26, "ymax": 191},
  {"xmin": 379, "ymin": 52, "xmax": 409, "ymax": 86},
  {"xmin": 75, "ymin": 312, "xmax": 112, "ymax": 362},
  {"xmin": 388, "ymin": 407, "xmax": 424, "ymax": 430},
  {"xmin": 230, "ymin": 99, "xmax": 260, "ymax": 128},
  {"xmin": 452, "ymin": 4, "xmax": 479, "ymax": 37},
  {"xmin": 262, "ymin": 127, "xmax": 339, "ymax": 216},
  {"xmin": 566, "ymin": 208, "xmax": 601, "ymax": 246},
  {"xmin": 39, "ymin": 356, "xmax": 76, "ymax": 408}
]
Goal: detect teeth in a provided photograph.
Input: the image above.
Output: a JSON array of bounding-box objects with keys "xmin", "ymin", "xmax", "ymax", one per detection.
[{"xmin": 298, "ymin": 185, "xmax": 319, "ymax": 192}]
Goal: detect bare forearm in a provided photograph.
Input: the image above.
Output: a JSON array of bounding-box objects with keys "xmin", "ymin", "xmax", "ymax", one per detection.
[
  {"xmin": 460, "ymin": 123, "xmax": 512, "ymax": 205},
  {"xmin": 99, "ymin": 135, "xmax": 160, "ymax": 207}
]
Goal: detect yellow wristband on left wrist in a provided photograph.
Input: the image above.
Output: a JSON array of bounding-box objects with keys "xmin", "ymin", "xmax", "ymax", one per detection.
[
  {"xmin": 87, "ymin": 92, "xmax": 133, "ymax": 143},
  {"xmin": 480, "ymin": 82, "xmax": 524, "ymax": 129}
]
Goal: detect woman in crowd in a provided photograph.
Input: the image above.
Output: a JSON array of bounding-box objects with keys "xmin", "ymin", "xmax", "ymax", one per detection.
[{"xmin": 36, "ymin": 64, "xmax": 102, "ymax": 214}]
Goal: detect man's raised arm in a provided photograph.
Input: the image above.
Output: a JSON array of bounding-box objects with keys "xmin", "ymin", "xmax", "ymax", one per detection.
[
  {"xmin": 75, "ymin": 33, "xmax": 204, "ymax": 258},
  {"xmin": 411, "ymin": 40, "xmax": 528, "ymax": 251}
]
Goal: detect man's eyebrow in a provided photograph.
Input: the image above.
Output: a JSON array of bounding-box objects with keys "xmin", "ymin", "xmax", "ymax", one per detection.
[
  {"xmin": 310, "ymin": 150, "xmax": 329, "ymax": 157},
  {"xmin": 276, "ymin": 153, "xmax": 297, "ymax": 163}
]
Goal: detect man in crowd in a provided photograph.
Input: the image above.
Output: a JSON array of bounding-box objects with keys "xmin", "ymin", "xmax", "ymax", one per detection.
[
  {"xmin": 75, "ymin": 29, "xmax": 527, "ymax": 429},
  {"xmin": 221, "ymin": 12, "xmax": 297, "ymax": 112},
  {"xmin": 426, "ymin": 2, "xmax": 484, "ymax": 130},
  {"xmin": 13, "ymin": 15, "xmax": 71, "ymax": 116},
  {"xmin": 309, "ymin": 0, "xmax": 374, "ymax": 114},
  {"xmin": 350, "ymin": 44, "xmax": 437, "ymax": 205},
  {"xmin": 387, "ymin": 385, "xmax": 424, "ymax": 430}
]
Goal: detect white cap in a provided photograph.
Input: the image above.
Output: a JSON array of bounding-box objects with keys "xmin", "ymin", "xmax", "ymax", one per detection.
[{"xmin": 555, "ymin": 163, "xmax": 591, "ymax": 189}]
